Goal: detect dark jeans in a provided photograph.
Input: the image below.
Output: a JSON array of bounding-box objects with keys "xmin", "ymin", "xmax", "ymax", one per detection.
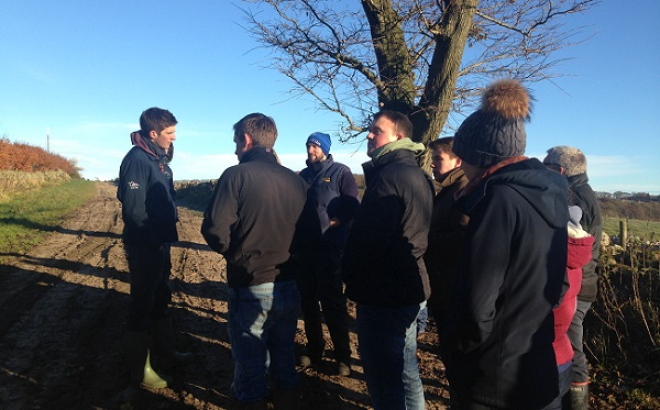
[
  {"xmin": 297, "ymin": 248, "xmax": 351, "ymax": 363},
  {"xmin": 356, "ymin": 302, "xmax": 426, "ymax": 410},
  {"xmin": 125, "ymin": 242, "xmax": 172, "ymax": 331},
  {"xmin": 567, "ymin": 299, "xmax": 592, "ymax": 383}
]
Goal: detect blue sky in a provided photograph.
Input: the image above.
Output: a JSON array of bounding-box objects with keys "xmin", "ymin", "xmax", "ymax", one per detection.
[{"xmin": 1, "ymin": 1, "xmax": 658, "ymax": 194}]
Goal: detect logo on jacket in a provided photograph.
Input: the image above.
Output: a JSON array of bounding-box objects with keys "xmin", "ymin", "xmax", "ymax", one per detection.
[
  {"xmin": 323, "ymin": 177, "xmax": 331, "ymax": 183},
  {"xmin": 128, "ymin": 181, "xmax": 140, "ymax": 190}
]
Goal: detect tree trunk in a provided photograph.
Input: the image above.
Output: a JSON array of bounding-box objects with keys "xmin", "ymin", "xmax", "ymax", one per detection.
[
  {"xmin": 414, "ymin": 0, "xmax": 478, "ymax": 171},
  {"xmin": 363, "ymin": 0, "xmax": 478, "ymax": 173}
]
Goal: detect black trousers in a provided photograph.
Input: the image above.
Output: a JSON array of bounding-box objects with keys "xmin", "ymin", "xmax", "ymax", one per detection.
[
  {"xmin": 297, "ymin": 247, "xmax": 351, "ymax": 363},
  {"xmin": 125, "ymin": 242, "xmax": 172, "ymax": 332}
]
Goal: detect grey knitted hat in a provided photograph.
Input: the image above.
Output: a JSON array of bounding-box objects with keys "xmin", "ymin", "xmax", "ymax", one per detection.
[
  {"xmin": 544, "ymin": 146, "xmax": 587, "ymax": 177},
  {"xmin": 453, "ymin": 79, "xmax": 531, "ymax": 168}
]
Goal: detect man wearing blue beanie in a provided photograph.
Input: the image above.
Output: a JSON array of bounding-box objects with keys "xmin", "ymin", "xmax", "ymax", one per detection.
[
  {"xmin": 297, "ymin": 132, "xmax": 360, "ymax": 376},
  {"xmin": 306, "ymin": 132, "xmax": 332, "ymax": 157}
]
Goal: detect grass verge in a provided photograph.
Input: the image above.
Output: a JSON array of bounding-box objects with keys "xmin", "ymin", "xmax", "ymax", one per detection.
[
  {"xmin": 0, "ymin": 179, "xmax": 97, "ymax": 257},
  {"xmin": 602, "ymin": 218, "xmax": 660, "ymax": 242}
]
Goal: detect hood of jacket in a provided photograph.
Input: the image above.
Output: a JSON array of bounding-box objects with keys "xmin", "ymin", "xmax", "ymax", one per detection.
[
  {"xmin": 465, "ymin": 158, "xmax": 568, "ymax": 229},
  {"xmin": 370, "ymin": 137, "xmax": 425, "ymax": 163},
  {"xmin": 130, "ymin": 131, "xmax": 174, "ymax": 163},
  {"xmin": 568, "ymin": 234, "xmax": 594, "ymax": 270}
]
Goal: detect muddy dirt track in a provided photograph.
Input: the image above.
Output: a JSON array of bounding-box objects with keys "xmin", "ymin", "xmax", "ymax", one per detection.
[{"xmin": 0, "ymin": 182, "xmax": 450, "ymax": 409}]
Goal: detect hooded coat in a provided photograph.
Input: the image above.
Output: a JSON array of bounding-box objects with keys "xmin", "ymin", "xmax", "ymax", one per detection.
[
  {"xmin": 342, "ymin": 139, "xmax": 434, "ymax": 307},
  {"xmin": 117, "ymin": 132, "xmax": 178, "ymax": 246},
  {"xmin": 424, "ymin": 167, "xmax": 470, "ymax": 317},
  {"xmin": 446, "ymin": 158, "xmax": 569, "ymax": 409},
  {"xmin": 567, "ymin": 173, "xmax": 602, "ymax": 303},
  {"xmin": 554, "ymin": 226, "xmax": 594, "ymax": 366}
]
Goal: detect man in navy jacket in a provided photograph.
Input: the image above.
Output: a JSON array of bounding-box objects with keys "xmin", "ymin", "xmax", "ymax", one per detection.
[
  {"xmin": 297, "ymin": 132, "xmax": 359, "ymax": 376},
  {"xmin": 118, "ymin": 107, "xmax": 191, "ymax": 392}
]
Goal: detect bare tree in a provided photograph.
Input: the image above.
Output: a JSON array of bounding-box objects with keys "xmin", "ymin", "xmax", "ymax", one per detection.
[{"xmin": 242, "ymin": 0, "xmax": 597, "ymax": 166}]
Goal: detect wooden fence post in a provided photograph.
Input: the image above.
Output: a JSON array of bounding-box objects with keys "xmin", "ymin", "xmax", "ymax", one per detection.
[{"xmin": 619, "ymin": 219, "xmax": 628, "ymax": 251}]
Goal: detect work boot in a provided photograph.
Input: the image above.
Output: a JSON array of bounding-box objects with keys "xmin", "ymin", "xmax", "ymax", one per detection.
[
  {"xmin": 568, "ymin": 383, "xmax": 589, "ymax": 410},
  {"xmin": 123, "ymin": 330, "xmax": 169, "ymax": 389},
  {"xmin": 273, "ymin": 388, "xmax": 300, "ymax": 410},
  {"xmin": 150, "ymin": 316, "xmax": 193, "ymax": 367}
]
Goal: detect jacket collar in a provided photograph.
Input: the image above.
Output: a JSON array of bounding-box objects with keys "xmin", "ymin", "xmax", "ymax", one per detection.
[
  {"xmin": 305, "ymin": 154, "xmax": 334, "ymax": 175},
  {"xmin": 239, "ymin": 146, "xmax": 279, "ymax": 165},
  {"xmin": 130, "ymin": 131, "xmax": 172, "ymax": 163},
  {"xmin": 439, "ymin": 167, "xmax": 466, "ymax": 189}
]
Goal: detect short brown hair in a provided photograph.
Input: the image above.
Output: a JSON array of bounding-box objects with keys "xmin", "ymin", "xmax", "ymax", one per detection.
[
  {"xmin": 429, "ymin": 136, "xmax": 458, "ymax": 159},
  {"xmin": 233, "ymin": 113, "xmax": 278, "ymax": 148},
  {"xmin": 373, "ymin": 110, "xmax": 413, "ymax": 140},
  {"xmin": 140, "ymin": 107, "xmax": 177, "ymax": 136}
]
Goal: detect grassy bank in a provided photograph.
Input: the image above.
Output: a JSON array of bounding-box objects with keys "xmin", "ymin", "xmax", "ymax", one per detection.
[
  {"xmin": 0, "ymin": 170, "xmax": 72, "ymax": 202},
  {"xmin": 602, "ymin": 217, "xmax": 660, "ymax": 242},
  {"xmin": 0, "ymin": 179, "xmax": 97, "ymax": 256}
]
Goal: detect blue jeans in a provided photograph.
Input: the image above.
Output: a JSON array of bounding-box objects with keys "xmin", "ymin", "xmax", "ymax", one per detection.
[
  {"xmin": 416, "ymin": 306, "xmax": 428, "ymax": 334},
  {"xmin": 356, "ymin": 302, "xmax": 426, "ymax": 410},
  {"xmin": 125, "ymin": 243, "xmax": 172, "ymax": 331},
  {"xmin": 567, "ymin": 300, "xmax": 592, "ymax": 383},
  {"xmin": 227, "ymin": 281, "xmax": 301, "ymax": 403}
]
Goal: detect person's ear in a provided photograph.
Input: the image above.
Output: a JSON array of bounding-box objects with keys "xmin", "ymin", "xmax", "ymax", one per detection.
[
  {"xmin": 244, "ymin": 133, "xmax": 254, "ymax": 149},
  {"xmin": 148, "ymin": 130, "xmax": 158, "ymax": 141}
]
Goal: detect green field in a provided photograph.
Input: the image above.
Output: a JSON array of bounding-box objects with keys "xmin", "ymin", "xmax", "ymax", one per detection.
[
  {"xmin": 602, "ymin": 217, "xmax": 660, "ymax": 242},
  {"xmin": 0, "ymin": 179, "xmax": 97, "ymax": 256}
]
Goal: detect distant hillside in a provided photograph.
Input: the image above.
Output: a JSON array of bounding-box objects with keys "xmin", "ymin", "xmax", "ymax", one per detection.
[{"xmin": 598, "ymin": 198, "xmax": 660, "ymax": 221}]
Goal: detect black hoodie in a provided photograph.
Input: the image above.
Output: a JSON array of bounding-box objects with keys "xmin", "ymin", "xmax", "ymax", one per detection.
[
  {"xmin": 117, "ymin": 132, "xmax": 178, "ymax": 246},
  {"xmin": 446, "ymin": 158, "xmax": 569, "ymax": 409}
]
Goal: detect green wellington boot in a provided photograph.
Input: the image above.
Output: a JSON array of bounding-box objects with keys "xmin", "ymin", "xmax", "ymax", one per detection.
[
  {"xmin": 124, "ymin": 330, "xmax": 169, "ymax": 389},
  {"xmin": 568, "ymin": 383, "xmax": 589, "ymax": 410}
]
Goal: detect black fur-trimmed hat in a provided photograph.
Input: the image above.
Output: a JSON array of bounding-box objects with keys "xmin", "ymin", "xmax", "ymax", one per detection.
[{"xmin": 452, "ymin": 79, "xmax": 531, "ymax": 168}]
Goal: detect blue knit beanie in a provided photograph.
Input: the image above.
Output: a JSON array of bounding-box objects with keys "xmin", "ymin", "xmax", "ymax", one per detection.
[{"xmin": 306, "ymin": 132, "xmax": 331, "ymax": 156}]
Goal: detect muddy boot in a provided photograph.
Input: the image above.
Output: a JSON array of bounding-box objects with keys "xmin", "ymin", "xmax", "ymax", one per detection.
[
  {"xmin": 273, "ymin": 388, "xmax": 300, "ymax": 410},
  {"xmin": 124, "ymin": 330, "xmax": 169, "ymax": 389},
  {"xmin": 150, "ymin": 316, "xmax": 193, "ymax": 367},
  {"xmin": 568, "ymin": 383, "xmax": 589, "ymax": 410}
]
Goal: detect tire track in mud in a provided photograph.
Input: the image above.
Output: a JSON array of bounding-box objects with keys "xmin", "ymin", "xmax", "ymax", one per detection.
[{"xmin": 0, "ymin": 183, "xmax": 131, "ymax": 409}]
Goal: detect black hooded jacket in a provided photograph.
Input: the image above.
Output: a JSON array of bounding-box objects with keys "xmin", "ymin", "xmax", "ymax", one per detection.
[
  {"xmin": 342, "ymin": 148, "xmax": 434, "ymax": 307},
  {"xmin": 446, "ymin": 158, "xmax": 569, "ymax": 409},
  {"xmin": 117, "ymin": 132, "xmax": 178, "ymax": 246},
  {"xmin": 567, "ymin": 173, "xmax": 602, "ymax": 302}
]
